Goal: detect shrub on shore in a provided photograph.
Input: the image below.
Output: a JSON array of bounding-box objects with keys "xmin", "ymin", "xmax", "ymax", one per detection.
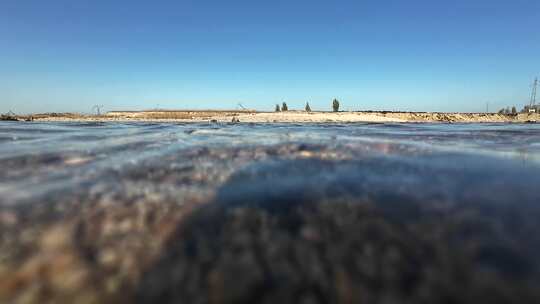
[
  {"xmin": 499, "ymin": 107, "xmax": 518, "ymax": 115},
  {"xmin": 305, "ymin": 102, "xmax": 311, "ymax": 112},
  {"xmin": 281, "ymin": 102, "xmax": 288, "ymax": 112},
  {"xmin": 332, "ymin": 99, "xmax": 340, "ymax": 112},
  {"xmin": 275, "ymin": 104, "xmax": 281, "ymax": 112}
]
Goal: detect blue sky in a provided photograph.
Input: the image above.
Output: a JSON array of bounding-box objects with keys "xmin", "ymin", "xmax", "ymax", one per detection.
[{"xmin": 1, "ymin": 0, "xmax": 539, "ymax": 114}]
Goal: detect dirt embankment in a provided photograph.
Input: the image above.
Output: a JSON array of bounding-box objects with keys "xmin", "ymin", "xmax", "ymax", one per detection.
[
  {"xmin": 232, "ymin": 111, "xmax": 539, "ymax": 123},
  {"xmin": 9, "ymin": 111, "xmax": 540, "ymax": 123},
  {"xmin": 378, "ymin": 112, "xmax": 539, "ymax": 123}
]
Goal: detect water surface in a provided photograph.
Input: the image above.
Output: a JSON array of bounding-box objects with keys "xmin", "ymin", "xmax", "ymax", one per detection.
[
  {"xmin": 1, "ymin": 121, "xmax": 540, "ymax": 303},
  {"xmin": 1, "ymin": 121, "xmax": 539, "ymax": 206}
]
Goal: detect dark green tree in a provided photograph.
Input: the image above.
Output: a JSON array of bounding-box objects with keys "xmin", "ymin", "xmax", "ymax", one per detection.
[
  {"xmin": 275, "ymin": 104, "xmax": 281, "ymax": 112},
  {"xmin": 511, "ymin": 106, "xmax": 517, "ymax": 114},
  {"xmin": 332, "ymin": 99, "xmax": 340, "ymax": 112},
  {"xmin": 282, "ymin": 102, "xmax": 288, "ymax": 112},
  {"xmin": 305, "ymin": 102, "xmax": 312, "ymax": 112}
]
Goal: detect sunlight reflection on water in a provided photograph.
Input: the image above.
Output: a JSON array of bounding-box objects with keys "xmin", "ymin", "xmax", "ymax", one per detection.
[{"xmin": 0, "ymin": 121, "xmax": 539, "ymax": 206}]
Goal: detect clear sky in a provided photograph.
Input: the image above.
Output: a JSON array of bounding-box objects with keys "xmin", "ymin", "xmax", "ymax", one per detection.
[{"xmin": 1, "ymin": 0, "xmax": 539, "ymax": 114}]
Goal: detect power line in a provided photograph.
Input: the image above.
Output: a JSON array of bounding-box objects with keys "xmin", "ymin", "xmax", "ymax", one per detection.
[{"xmin": 92, "ymin": 105, "xmax": 104, "ymax": 116}]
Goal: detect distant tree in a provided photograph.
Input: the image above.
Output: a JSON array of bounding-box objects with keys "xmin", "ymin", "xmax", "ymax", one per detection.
[
  {"xmin": 511, "ymin": 106, "xmax": 517, "ymax": 114},
  {"xmin": 275, "ymin": 104, "xmax": 281, "ymax": 112},
  {"xmin": 505, "ymin": 107, "xmax": 511, "ymax": 115},
  {"xmin": 332, "ymin": 99, "xmax": 340, "ymax": 112},
  {"xmin": 282, "ymin": 102, "xmax": 288, "ymax": 112},
  {"xmin": 498, "ymin": 108, "xmax": 505, "ymax": 114},
  {"xmin": 305, "ymin": 102, "xmax": 312, "ymax": 112}
]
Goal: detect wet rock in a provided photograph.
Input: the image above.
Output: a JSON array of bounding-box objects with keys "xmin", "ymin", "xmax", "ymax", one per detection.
[
  {"xmin": 0, "ymin": 224, "xmax": 98, "ymax": 304},
  {"xmin": 0, "ymin": 115, "xmax": 19, "ymax": 122},
  {"xmin": 137, "ymin": 197, "xmax": 540, "ymax": 304},
  {"xmin": 136, "ymin": 157, "xmax": 540, "ymax": 304}
]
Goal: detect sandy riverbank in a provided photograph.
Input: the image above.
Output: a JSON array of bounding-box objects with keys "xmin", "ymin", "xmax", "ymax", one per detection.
[{"xmin": 7, "ymin": 111, "xmax": 540, "ymax": 123}]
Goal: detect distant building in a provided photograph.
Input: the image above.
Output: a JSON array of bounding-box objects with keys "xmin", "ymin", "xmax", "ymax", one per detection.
[{"xmin": 522, "ymin": 105, "xmax": 539, "ymax": 113}]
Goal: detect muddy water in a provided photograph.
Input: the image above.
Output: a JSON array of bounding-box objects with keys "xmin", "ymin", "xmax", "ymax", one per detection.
[{"xmin": 0, "ymin": 121, "xmax": 539, "ymax": 303}]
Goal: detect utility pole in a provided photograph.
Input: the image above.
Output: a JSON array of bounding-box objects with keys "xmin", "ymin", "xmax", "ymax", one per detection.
[
  {"xmin": 531, "ymin": 77, "xmax": 538, "ymax": 107},
  {"xmin": 92, "ymin": 105, "xmax": 104, "ymax": 116}
]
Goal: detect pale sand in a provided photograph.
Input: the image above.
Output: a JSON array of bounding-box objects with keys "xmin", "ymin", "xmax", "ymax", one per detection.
[
  {"xmin": 233, "ymin": 112, "xmax": 406, "ymax": 123},
  {"xmin": 25, "ymin": 111, "xmax": 540, "ymax": 123}
]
